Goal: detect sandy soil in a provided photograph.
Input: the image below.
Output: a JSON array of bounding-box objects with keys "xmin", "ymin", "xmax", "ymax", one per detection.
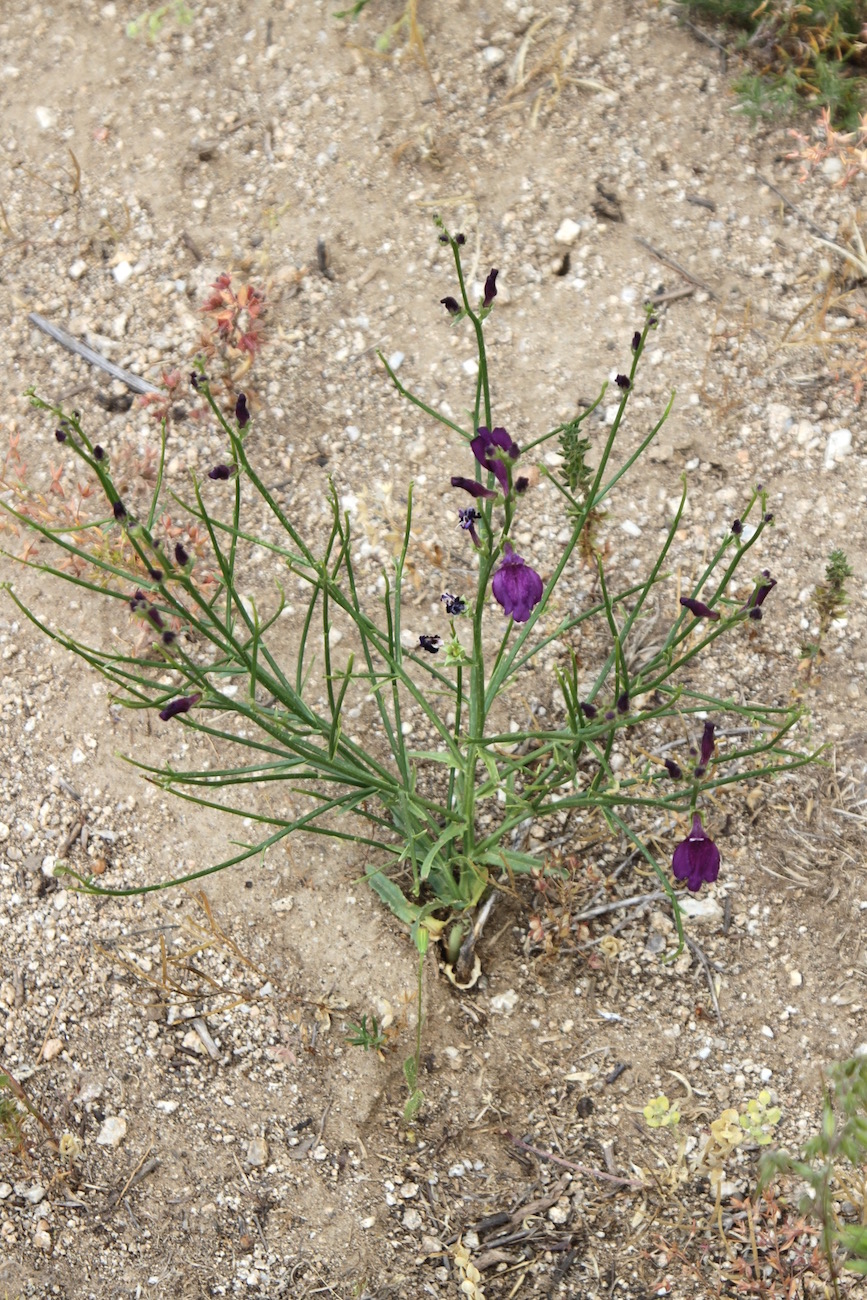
[{"xmin": 2, "ymin": 1, "xmax": 867, "ymax": 1297}]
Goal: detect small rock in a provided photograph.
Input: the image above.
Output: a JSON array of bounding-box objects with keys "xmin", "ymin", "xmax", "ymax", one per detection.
[
  {"xmin": 113, "ymin": 260, "xmax": 134, "ymax": 285},
  {"xmin": 245, "ymin": 1136, "xmax": 268, "ymax": 1167},
  {"xmin": 399, "ymin": 1181, "xmax": 419, "ymax": 1199},
  {"xmin": 621, "ymin": 519, "xmax": 642, "ymax": 537},
  {"xmin": 548, "ymin": 1198, "xmax": 570, "ymax": 1224},
  {"xmin": 387, "ymin": 351, "xmax": 404, "ymax": 371},
  {"xmin": 402, "ymin": 1207, "xmax": 423, "ymax": 1230},
  {"xmin": 482, "ymin": 46, "xmax": 505, "ymax": 66},
  {"xmin": 68, "ymin": 259, "xmax": 87, "ymax": 281},
  {"xmin": 360, "ymin": 1216, "xmax": 376, "ymax": 1229},
  {"xmin": 824, "ymin": 427, "xmax": 852, "ymax": 469},
  {"xmin": 489, "ymin": 989, "xmax": 518, "ymax": 1014},
  {"xmin": 679, "ymin": 895, "xmax": 723, "ymax": 923},
  {"xmin": 0, "ymin": 823, "xmax": 8, "ymax": 841},
  {"xmin": 788, "ymin": 970, "xmax": 803, "ymax": 988},
  {"xmin": 71, "ymin": 747, "xmax": 86, "ymax": 764},
  {"xmin": 42, "ymin": 1038, "xmax": 63, "ymax": 1062},
  {"xmin": 155, "ymin": 1099, "xmax": 179, "ymax": 1114},
  {"xmin": 35, "ymin": 106, "xmax": 56, "ymax": 130},
  {"xmin": 96, "ymin": 1116, "xmax": 127, "ymax": 1148},
  {"xmin": 33, "ymin": 1228, "xmax": 51, "ymax": 1251},
  {"xmin": 24, "ymin": 1184, "xmax": 45, "ymax": 1205},
  {"xmin": 0, "ymin": 1183, "xmax": 11, "ymax": 1199},
  {"xmin": 271, "ymin": 896, "xmax": 294, "ymax": 913},
  {"xmin": 554, "ymin": 218, "xmax": 581, "ymax": 246}
]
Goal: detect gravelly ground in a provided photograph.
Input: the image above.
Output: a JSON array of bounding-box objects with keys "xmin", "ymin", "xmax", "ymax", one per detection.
[{"xmin": 2, "ymin": 1, "xmax": 867, "ymax": 1297}]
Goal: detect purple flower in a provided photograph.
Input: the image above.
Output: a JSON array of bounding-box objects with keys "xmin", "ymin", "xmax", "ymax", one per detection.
[
  {"xmin": 455, "ymin": 233, "xmax": 466, "ymax": 245},
  {"xmin": 148, "ymin": 567, "xmax": 163, "ymax": 582},
  {"xmin": 438, "ymin": 234, "xmax": 449, "ymax": 244},
  {"xmin": 235, "ymin": 393, "xmax": 250, "ymax": 428},
  {"xmin": 491, "ymin": 542, "xmax": 543, "ymax": 624},
  {"xmin": 672, "ymin": 812, "xmax": 720, "ymax": 893},
  {"xmin": 680, "ymin": 596, "xmax": 720, "ymax": 621},
  {"xmin": 190, "ymin": 372, "xmax": 202, "ymax": 391},
  {"xmin": 159, "ymin": 692, "xmax": 201, "ymax": 722},
  {"xmin": 743, "ymin": 572, "xmax": 776, "ymax": 619},
  {"xmin": 732, "ymin": 519, "xmax": 743, "ymax": 536},
  {"xmin": 696, "ymin": 720, "xmax": 715, "ymax": 775},
  {"xmin": 55, "ymin": 428, "xmax": 67, "ymax": 443},
  {"xmin": 617, "ymin": 691, "xmax": 630, "ymax": 714},
  {"xmin": 208, "ymin": 464, "xmax": 235, "ymax": 481},
  {"xmin": 515, "ymin": 476, "xmax": 529, "ymax": 494},
  {"xmin": 470, "ymin": 426, "xmax": 520, "ymax": 494},
  {"xmin": 441, "ymin": 296, "xmax": 461, "ymax": 315},
  {"xmin": 483, "ymin": 268, "xmax": 499, "ymax": 308},
  {"xmin": 94, "ymin": 445, "xmax": 105, "ymax": 461},
  {"xmin": 631, "ymin": 331, "xmax": 641, "ymax": 352},
  {"xmin": 664, "ymin": 758, "xmax": 682, "ymax": 780},
  {"xmin": 580, "ymin": 702, "xmax": 597, "ymax": 719},
  {"xmin": 174, "ymin": 542, "xmax": 189, "ymax": 567},
  {"xmin": 458, "ymin": 507, "xmax": 482, "ymax": 548},
  {"xmin": 451, "ymin": 476, "xmax": 496, "ymax": 500},
  {"xmin": 418, "ymin": 635, "xmax": 443, "ymax": 653},
  {"xmin": 615, "ymin": 374, "xmax": 630, "ymax": 390},
  {"xmin": 441, "ymin": 592, "xmax": 466, "ymax": 616},
  {"xmin": 146, "ymin": 607, "xmax": 165, "ymax": 630},
  {"xmin": 162, "ymin": 631, "xmax": 176, "ymax": 647},
  {"xmin": 129, "ymin": 589, "xmax": 146, "ymax": 611},
  {"xmin": 113, "ymin": 500, "xmax": 127, "ymax": 520}
]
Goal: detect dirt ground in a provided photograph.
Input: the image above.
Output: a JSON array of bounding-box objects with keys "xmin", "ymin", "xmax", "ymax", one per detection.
[{"xmin": 2, "ymin": 1, "xmax": 867, "ymax": 1296}]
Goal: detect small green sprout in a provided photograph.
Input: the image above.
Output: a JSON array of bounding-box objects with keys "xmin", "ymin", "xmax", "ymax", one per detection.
[
  {"xmin": 345, "ymin": 1014, "xmax": 387, "ymax": 1052},
  {"xmin": 644, "ymin": 1094, "xmax": 681, "ymax": 1128},
  {"xmin": 739, "ymin": 1090, "xmax": 782, "ymax": 1145},
  {"xmin": 801, "ymin": 548, "xmax": 853, "ymax": 678}
]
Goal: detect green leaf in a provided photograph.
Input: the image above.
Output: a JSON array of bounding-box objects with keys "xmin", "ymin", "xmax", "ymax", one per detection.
[{"xmin": 365, "ymin": 871, "xmax": 421, "ymax": 925}]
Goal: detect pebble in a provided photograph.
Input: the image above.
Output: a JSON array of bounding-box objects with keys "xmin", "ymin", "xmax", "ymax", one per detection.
[
  {"xmin": 96, "ymin": 1116, "xmax": 127, "ymax": 1147},
  {"xmin": 548, "ymin": 1198, "xmax": 571, "ymax": 1224},
  {"xmin": 0, "ymin": 823, "xmax": 8, "ymax": 842},
  {"xmin": 33, "ymin": 1227, "xmax": 51, "ymax": 1250},
  {"xmin": 387, "ymin": 351, "xmax": 404, "ymax": 371},
  {"xmin": 402, "ymin": 1207, "xmax": 423, "ymax": 1230},
  {"xmin": 554, "ymin": 218, "xmax": 581, "ymax": 246},
  {"xmin": 788, "ymin": 970, "xmax": 803, "ymax": 988},
  {"xmin": 24, "ymin": 1184, "xmax": 46, "ymax": 1205},
  {"xmin": 35, "ymin": 106, "xmax": 56, "ymax": 130},
  {"xmin": 482, "ymin": 46, "xmax": 505, "ymax": 66},
  {"xmin": 824, "ymin": 427, "xmax": 852, "ymax": 469},
  {"xmin": 69, "ymin": 259, "xmax": 88, "ymax": 281},
  {"xmin": 489, "ymin": 989, "xmax": 518, "ymax": 1014},
  {"xmin": 113, "ymin": 260, "xmax": 134, "ymax": 285},
  {"xmin": 678, "ymin": 896, "xmax": 723, "ymax": 923},
  {"xmin": 42, "ymin": 1038, "xmax": 64, "ymax": 1061},
  {"xmin": 245, "ymin": 1136, "xmax": 268, "ymax": 1167},
  {"xmin": 155, "ymin": 1099, "xmax": 179, "ymax": 1114},
  {"xmin": 0, "ymin": 1184, "xmax": 11, "ymax": 1200}
]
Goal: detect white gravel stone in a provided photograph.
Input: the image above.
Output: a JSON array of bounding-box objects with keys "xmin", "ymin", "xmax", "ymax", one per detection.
[
  {"xmin": 824, "ymin": 427, "xmax": 852, "ymax": 469},
  {"xmin": 113, "ymin": 260, "xmax": 134, "ymax": 285},
  {"xmin": 96, "ymin": 1116, "xmax": 128, "ymax": 1147},
  {"xmin": 554, "ymin": 218, "xmax": 581, "ymax": 246},
  {"xmin": 68, "ymin": 259, "xmax": 88, "ymax": 281}
]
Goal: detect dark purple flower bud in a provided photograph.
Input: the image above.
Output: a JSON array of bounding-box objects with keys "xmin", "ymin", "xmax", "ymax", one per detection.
[
  {"xmin": 491, "ymin": 542, "xmax": 543, "ymax": 624},
  {"xmin": 648, "ymin": 316, "xmax": 658, "ymax": 327},
  {"xmin": 605, "ymin": 710, "xmax": 616, "ymax": 721},
  {"xmin": 418, "ymin": 635, "xmax": 443, "ymax": 653},
  {"xmin": 749, "ymin": 608, "xmax": 763, "ymax": 621},
  {"xmin": 664, "ymin": 758, "xmax": 682, "ymax": 780},
  {"xmin": 731, "ymin": 519, "xmax": 743, "ymax": 536},
  {"xmin": 580, "ymin": 702, "xmax": 597, "ymax": 719},
  {"xmin": 631, "ymin": 331, "xmax": 641, "ymax": 351},
  {"xmin": 208, "ymin": 464, "xmax": 234, "ymax": 481},
  {"xmin": 617, "ymin": 691, "xmax": 629, "ymax": 714},
  {"xmin": 441, "ymin": 296, "xmax": 461, "ymax": 315},
  {"xmin": 451, "ymin": 475, "xmax": 496, "ymax": 500},
  {"xmin": 162, "ymin": 631, "xmax": 176, "ymax": 646},
  {"xmin": 174, "ymin": 542, "xmax": 189, "ymax": 567},
  {"xmin": 745, "ymin": 573, "xmax": 776, "ymax": 612},
  {"xmin": 515, "ymin": 476, "xmax": 529, "ymax": 494},
  {"xmin": 615, "ymin": 374, "xmax": 630, "ymax": 390},
  {"xmin": 697, "ymin": 720, "xmax": 715, "ymax": 774},
  {"xmin": 129, "ymin": 590, "xmax": 145, "ymax": 611},
  {"xmin": 672, "ymin": 812, "xmax": 720, "ymax": 893},
  {"xmin": 764, "ymin": 512, "xmax": 774, "ymax": 523},
  {"xmin": 482, "ymin": 268, "xmax": 499, "ymax": 308},
  {"xmin": 190, "ymin": 372, "xmax": 201, "ymax": 391},
  {"xmin": 235, "ymin": 393, "xmax": 250, "ymax": 428},
  {"xmin": 93, "ymin": 445, "xmax": 105, "ymax": 461},
  {"xmin": 441, "ymin": 592, "xmax": 466, "ymax": 616},
  {"xmin": 113, "ymin": 500, "xmax": 127, "ymax": 520},
  {"xmin": 470, "ymin": 426, "xmax": 520, "ymax": 494},
  {"xmin": 458, "ymin": 507, "xmax": 482, "ymax": 548},
  {"xmin": 159, "ymin": 692, "xmax": 201, "ymax": 722},
  {"xmin": 438, "ymin": 234, "xmax": 449, "ymax": 243},
  {"xmin": 148, "ymin": 567, "xmax": 164, "ymax": 582},
  {"xmin": 146, "ymin": 607, "xmax": 165, "ymax": 630},
  {"xmin": 55, "ymin": 428, "xmax": 67, "ymax": 442},
  {"xmin": 680, "ymin": 596, "xmax": 720, "ymax": 621},
  {"xmin": 455, "ymin": 233, "xmax": 466, "ymax": 245}
]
